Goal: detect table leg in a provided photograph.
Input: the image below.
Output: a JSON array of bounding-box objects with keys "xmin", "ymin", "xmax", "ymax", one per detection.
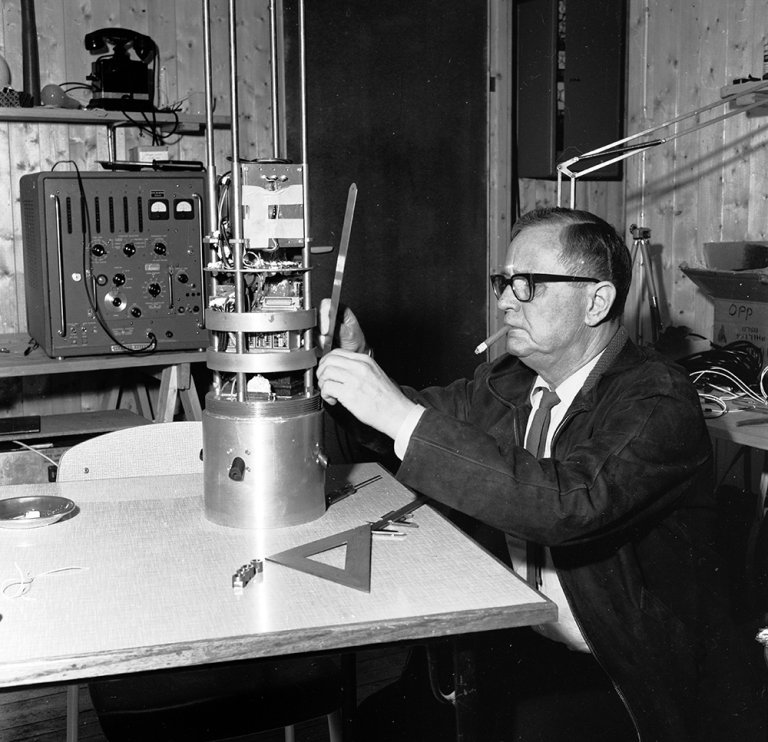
[
  {"xmin": 156, "ymin": 364, "xmax": 202, "ymax": 422},
  {"xmin": 341, "ymin": 652, "xmax": 358, "ymax": 741},
  {"xmin": 155, "ymin": 366, "xmax": 179, "ymax": 422},
  {"xmin": 66, "ymin": 683, "xmax": 79, "ymax": 742},
  {"xmin": 178, "ymin": 365, "xmax": 203, "ymax": 421},
  {"xmin": 452, "ymin": 636, "xmax": 479, "ymax": 742},
  {"xmin": 133, "ymin": 382, "xmax": 154, "ymax": 420},
  {"xmin": 105, "ymin": 372, "xmax": 154, "ymax": 421}
]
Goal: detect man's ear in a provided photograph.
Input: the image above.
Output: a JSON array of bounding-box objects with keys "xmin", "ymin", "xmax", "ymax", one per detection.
[{"xmin": 584, "ymin": 282, "xmax": 616, "ymax": 326}]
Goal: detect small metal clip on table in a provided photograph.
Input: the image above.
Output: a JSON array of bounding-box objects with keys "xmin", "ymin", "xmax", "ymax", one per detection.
[{"xmin": 0, "ymin": 463, "xmax": 556, "ymax": 742}]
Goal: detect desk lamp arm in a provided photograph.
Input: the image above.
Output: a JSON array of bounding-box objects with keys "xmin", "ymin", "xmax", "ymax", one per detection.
[{"xmin": 556, "ymin": 80, "xmax": 768, "ymax": 208}]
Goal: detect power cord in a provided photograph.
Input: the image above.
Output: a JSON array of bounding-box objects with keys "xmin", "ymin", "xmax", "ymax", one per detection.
[
  {"xmin": 52, "ymin": 160, "xmax": 158, "ymax": 355},
  {"xmin": 678, "ymin": 340, "xmax": 766, "ymax": 411}
]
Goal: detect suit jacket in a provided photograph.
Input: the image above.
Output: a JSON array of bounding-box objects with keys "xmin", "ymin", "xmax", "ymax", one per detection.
[{"xmin": 391, "ymin": 327, "xmax": 765, "ymax": 741}]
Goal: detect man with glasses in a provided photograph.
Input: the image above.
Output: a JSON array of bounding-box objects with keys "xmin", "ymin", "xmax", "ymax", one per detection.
[{"xmin": 317, "ymin": 207, "xmax": 764, "ymax": 741}]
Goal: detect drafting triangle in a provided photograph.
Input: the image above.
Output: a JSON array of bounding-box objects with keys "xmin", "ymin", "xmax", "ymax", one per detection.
[{"xmin": 266, "ymin": 525, "xmax": 372, "ymax": 592}]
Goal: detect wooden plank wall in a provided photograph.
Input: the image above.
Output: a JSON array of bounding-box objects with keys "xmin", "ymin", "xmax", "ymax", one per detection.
[
  {"xmin": 2, "ymin": 0, "xmax": 768, "ymax": 412},
  {"xmin": 625, "ymin": 0, "xmax": 768, "ymax": 346},
  {"xmin": 519, "ymin": 0, "xmax": 768, "ymax": 348},
  {"xmin": 0, "ymin": 0, "xmax": 270, "ymax": 417}
]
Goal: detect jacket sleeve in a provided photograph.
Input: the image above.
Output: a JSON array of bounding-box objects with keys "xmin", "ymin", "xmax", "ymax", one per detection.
[
  {"xmin": 323, "ymin": 364, "xmax": 488, "ymax": 459},
  {"xmin": 396, "ymin": 360, "xmax": 712, "ymax": 548}
]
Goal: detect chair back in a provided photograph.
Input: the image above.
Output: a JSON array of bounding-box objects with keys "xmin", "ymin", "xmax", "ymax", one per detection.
[{"xmin": 57, "ymin": 421, "xmax": 203, "ymax": 481}]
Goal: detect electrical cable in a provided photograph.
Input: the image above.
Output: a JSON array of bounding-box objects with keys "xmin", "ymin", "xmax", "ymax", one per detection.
[
  {"xmin": 2, "ymin": 564, "xmax": 88, "ymax": 599},
  {"xmin": 678, "ymin": 340, "xmax": 766, "ymax": 412},
  {"xmin": 59, "ymin": 81, "xmax": 94, "ymax": 92},
  {"xmin": 10, "ymin": 440, "xmax": 57, "ymax": 466},
  {"xmin": 51, "ymin": 160, "xmax": 158, "ymax": 355}
]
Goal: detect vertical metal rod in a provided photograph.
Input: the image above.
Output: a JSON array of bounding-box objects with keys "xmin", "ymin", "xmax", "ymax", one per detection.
[
  {"xmin": 227, "ymin": 0, "xmax": 247, "ymax": 401},
  {"xmin": 107, "ymin": 124, "xmax": 117, "ymax": 161},
  {"xmin": 274, "ymin": 0, "xmax": 288, "ymax": 157},
  {"xmin": 298, "ymin": 0, "xmax": 314, "ymax": 393},
  {"xmin": 202, "ymin": 0, "xmax": 221, "ymax": 392},
  {"xmin": 202, "ymin": 0, "xmax": 218, "ymax": 232},
  {"xmin": 202, "ymin": 0, "xmax": 219, "ymax": 252},
  {"xmin": 269, "ymin": 0, "xmax": 281, "ymax": 159}
]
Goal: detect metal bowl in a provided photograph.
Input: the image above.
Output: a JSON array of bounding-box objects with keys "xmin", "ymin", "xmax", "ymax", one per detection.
[{"xmin": 0, "ymin": 496, "xmax": 76, "ymax": 529}]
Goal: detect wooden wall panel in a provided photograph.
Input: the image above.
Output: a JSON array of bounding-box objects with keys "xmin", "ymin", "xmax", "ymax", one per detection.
[
  {"xmin": 520, "ymin": 0, "xmax": 768, "ymax": 351},
  {"xmin": 0, "ymin": 0, "xmax": 270, "ymax": 418},
  {"xmin": 4, "ymin": 0, "xmax": 766, "ymax": 416},
  {"xmin": 624, "ymin": 0, "xmax": 768, "ymax": 344}
]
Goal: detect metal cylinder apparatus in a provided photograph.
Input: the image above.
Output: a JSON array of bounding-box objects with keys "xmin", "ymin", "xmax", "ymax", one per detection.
[
  {"xmin": 203, "ymin": 394, "xmax": 325, "ymax": 528},
  {"xmin": 200, "ymin": 0, "xmax": 325, "ymax": 529}
]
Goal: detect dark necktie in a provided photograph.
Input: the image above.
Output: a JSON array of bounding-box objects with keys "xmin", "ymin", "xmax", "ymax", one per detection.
[
  {"xmin": 525, "ymin": 386, "xmax": 560, "ymax": 588},
  {"xmin": 526, "ymin": 387, "xmax": 561, "ymax": 458}
]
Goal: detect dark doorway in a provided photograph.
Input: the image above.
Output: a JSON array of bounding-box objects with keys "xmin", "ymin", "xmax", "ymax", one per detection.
[{"xmin": 284, "ymin": 0, "xmax": 488, "ymax": 388}]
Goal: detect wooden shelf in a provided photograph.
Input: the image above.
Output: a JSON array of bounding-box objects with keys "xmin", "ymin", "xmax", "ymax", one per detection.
[
  {"xmin": 0, "ymin": 410, "xmax": 151, "ymax": 444},
  {"xmin": 0, "ymin": 334, "xmax": 206, "ymax": 426},
  {"xmin": 0, "ymin": 106, "xmax": 230, "ymax": 127},
  {"xmin": 0, "ymin": 333, "xmax": 206, "ymax": 379},
  {"xmin": 720, "ymin": 80, "xmax": 768, "ymax": 116}
]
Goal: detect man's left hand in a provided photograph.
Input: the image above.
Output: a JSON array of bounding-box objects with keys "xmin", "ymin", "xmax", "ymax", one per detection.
[{"xmin": 316, "ymin": 349, "xmax": 418, "ymax": 439}]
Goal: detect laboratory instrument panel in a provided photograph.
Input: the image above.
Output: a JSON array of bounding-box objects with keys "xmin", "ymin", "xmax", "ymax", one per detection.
[{"xmin": 20, "ymin": 171, "xmax": 207, "ymax": 357}]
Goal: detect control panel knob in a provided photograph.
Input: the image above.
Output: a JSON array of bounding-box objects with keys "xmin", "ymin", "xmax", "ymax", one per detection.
[
  {"xmin": 111, "ymin": 296, "xmax": 122, "ymax": 307},
  {"xmin": 154, "ymin": 242, "xmax": 167, "ymax": 256},
  {"xmin": 177, "ymin": 272, "xmax": 189, "ymax": 284},
  {"xmin": 148, "ymin": 282, "xmax": 162, "ymax": 297},
  {"xmin": 113, "ymin": 273, "xmax": 126, "ymax": 286},
  {"xmin": 123, "ymin": 243, "xmax": 136, "ymax": 257},
  {"xmin": 228, "ymin": 457, "xmax": 246, "ymax": 482},
  {"xmin": 130, "ymin": 307, "xmax": 142, "ymax": 318},
  {"xmin": 91, "ymin": 243, "xmax": 106, "ymax": 257}
]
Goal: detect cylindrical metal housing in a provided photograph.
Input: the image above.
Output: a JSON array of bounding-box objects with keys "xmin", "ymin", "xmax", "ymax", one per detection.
[{"xmin": 203, "ymin": 392, "xmax": 326, "ymax": 528}]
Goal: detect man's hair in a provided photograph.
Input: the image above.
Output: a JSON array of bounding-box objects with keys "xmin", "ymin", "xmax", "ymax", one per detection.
[{"xmin": 509, "ymin": 207, "xmax": 632, "ymax": 321}]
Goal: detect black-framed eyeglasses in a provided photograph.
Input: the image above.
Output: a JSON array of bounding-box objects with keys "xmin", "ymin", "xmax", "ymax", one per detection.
[{"xmin": 490, "ymin": 273, "xmax": 600, "ymax": 302}]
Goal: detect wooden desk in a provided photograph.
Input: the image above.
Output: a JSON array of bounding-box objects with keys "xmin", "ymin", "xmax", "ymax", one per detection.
[
  {"xmin": 0, "ymin": 332, "xmax": 207, "ymax": 434},
  {"xmin": 0, "ymin": 463, "xmax": 554, "ymax": 738},
  {"xmin": 707, "ymin": 408, "xmax": 768, "ymax": 451},
  {"xmin": 706, "ymin": 409, "xmax": 768, "ymax": 516}
]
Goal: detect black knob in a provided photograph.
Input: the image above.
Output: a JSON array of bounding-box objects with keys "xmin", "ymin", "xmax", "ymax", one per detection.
[
  {"xmin": 154, "ymin": 242, "xmax": 167, "ymax": 255},
  {"xmin": 113, "ymin": 273, "xmax": 126, "ymax": 286},
  {"xmin": 228, "ymin": 457, "xmax": 246, "ymax": 482},
  {"xmin": 91, "ymin": 243, "xmax": 106, "ymax": 257},
  {"xmin": 148, "ymin": 282, "xmax": 162, "ymax": 297},
  {"xmin": 177, "ymin": 272, "xmax": 189, "ymax": 284},
  {"xmin": 111, "ymin": 296, "xmax": 122, "ymax": 307},
  {"xmin": 130, "ymin": 306, "xmax": 142, "ymax": 318},
  {"xmin": 123, "ymin": 243, "xmax": 136, "ymax": 257}
]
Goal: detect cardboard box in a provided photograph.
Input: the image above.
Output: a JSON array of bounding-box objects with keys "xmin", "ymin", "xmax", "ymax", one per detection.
[
  {"xmin": 128, "ymin": 145, "xmax": 170, "ymax": 163},
  {"xmin": 700, "ymin": 241, "xmax": 768, "ymax": 271},
  {"xmin": 681, "ymin": 241, "xmax": 768, "ymax": 359}
]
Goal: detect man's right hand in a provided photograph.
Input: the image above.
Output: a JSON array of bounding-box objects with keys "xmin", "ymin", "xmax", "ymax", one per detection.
[
  {"xmin": 318, "ymin": 298, "xmax": 369, "ymax": 353},
  {"xmin": 317, "ymin": 349, "xmax": 416, "ymax": 440}
]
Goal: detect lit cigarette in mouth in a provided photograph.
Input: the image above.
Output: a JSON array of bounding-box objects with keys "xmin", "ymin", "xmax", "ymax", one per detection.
[{"xmin": 474, "ymin": 326, "xmax": 508, "ymax": 355}]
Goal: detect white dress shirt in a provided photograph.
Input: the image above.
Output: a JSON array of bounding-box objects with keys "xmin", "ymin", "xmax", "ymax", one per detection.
[{"xmin": 509, "ymin": 355, "xmax": 603, "ymax": 652}]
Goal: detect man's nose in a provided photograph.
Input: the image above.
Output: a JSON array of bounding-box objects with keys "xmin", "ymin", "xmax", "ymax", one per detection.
[{"xmin": 497, "ymin": 286, "xmax": 520, "ymax": 311}]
